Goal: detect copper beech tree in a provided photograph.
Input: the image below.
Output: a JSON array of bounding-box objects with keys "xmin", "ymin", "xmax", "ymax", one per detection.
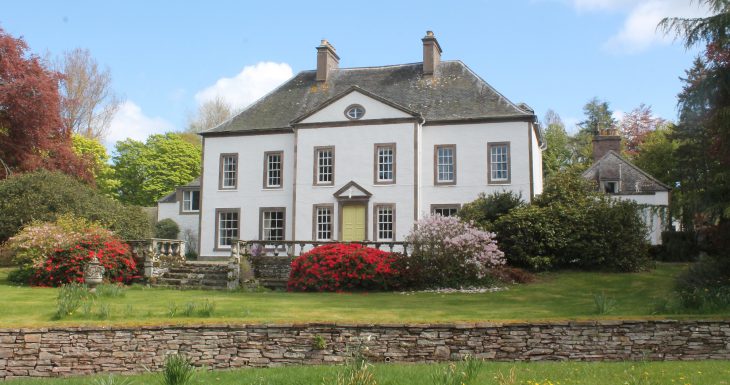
[{"xmin": 0, "ymin": 28, "xmax": 90, "ymax": 181}]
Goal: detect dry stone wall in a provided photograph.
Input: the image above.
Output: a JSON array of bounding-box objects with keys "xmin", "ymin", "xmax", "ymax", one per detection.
[{"xmin": 1, "ymin": 320, "xmax": 729, "ymax": 379}]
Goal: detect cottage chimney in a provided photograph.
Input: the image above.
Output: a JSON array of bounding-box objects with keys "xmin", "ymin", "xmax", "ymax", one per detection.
[
  {"xmin": 316, "ymin": 39, "xmax": 339, "ymax": 83},
  {"xmin": 422, "ymin": 31, "xmax": 442, "ymax": 77},
  {"xmin": 592, "ymin": 128, "xmax": 621, "ymax": 162}
]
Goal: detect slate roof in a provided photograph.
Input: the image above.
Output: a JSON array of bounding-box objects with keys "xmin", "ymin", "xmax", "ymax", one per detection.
[
  {"xmin": 202, "ymin": 61, "xmax": 535, "ymax": 135},
  {"xmin": 157, "ymin": 177, "xmax": 201, "ymax": 204},
  {"xmin": 582, "ymin": 151, "xmax": 671, "ymax": 194}
]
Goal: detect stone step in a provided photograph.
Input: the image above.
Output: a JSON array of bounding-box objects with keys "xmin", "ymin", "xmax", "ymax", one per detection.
[
  {"xmin": 167, "ymin": 266, "xmax": 228, "ymax": 272},
  {"xmin": 152, "ymin": 284, "xmax": 228, "ymax": 291},
  {"xmin": 162, "ymin": 272, "xmax": 228, "ymax": 279},
  {"xmin": 156, "ymin": 277, "xmax": 227, "ymax": 285},
  {"xmin": 259, "ymin": 278, "xmax": 288, "ymax": 290}
]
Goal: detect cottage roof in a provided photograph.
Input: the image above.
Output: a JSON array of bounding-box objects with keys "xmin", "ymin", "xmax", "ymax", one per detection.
[
  {"xmin": 157, "ymin": 177, "xmax": 201, "ymax": 204},
  {"xmin": 582, "ymin": 151, "xmax": 671, "ymax": 194},
  {"xmin": 201, "ymin": 61, "xmax": 535, "ymax": 136}
]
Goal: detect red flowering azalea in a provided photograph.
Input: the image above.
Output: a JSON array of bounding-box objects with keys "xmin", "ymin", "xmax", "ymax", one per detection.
[
  {"xmin": 31, "ymin": 234, "xmax": 138, "ymax": 287},
  {"xmin": 288, "ymin": 243, "xmax": 401, "ymax": 292}
]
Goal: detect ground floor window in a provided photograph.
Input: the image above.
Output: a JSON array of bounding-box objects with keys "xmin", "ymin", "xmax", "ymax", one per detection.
[
  {"xmin": 216, "ymin": 209, "xmax": 239, "ymax": 249},
  {"xmin": 313, "ymin": 204, "xmax": 333, "ymax": 241},
  {"xmin": 260, "ymin": 208, "xmax": 285, "ymax": 241},
  {"xmin": 374, "ymin": 204, "xmax": 395, "ymax": 241},
  {"xmin": 431, "ymin": 204, "xmax": 460, "ymax": 217}
]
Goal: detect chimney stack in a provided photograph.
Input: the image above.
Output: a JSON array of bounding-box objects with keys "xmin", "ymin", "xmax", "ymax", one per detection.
[
  {"xmin": 422, "ymin": 31, "xmax": 442, "ymax": 77},
  {"xmin": 592, "ymin": 128, "xmax": 621, "ymax": 162},
  {"xmin": 316, "ymin": 39, "xmax": 339, "ymax": 83}
]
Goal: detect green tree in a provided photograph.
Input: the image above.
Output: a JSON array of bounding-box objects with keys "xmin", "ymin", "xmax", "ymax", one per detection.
[
  {"xmin": 633, "ymin": 124, "xmax": 679, "ymax": 187},
  {"xmin": 578, "ymin": 97, "xmax": 617, "ymax": 135},
  {"xmin": 71, "ymin": 134, "xmax": 119, "ymax": 197},
  {"xmin": 542, "ymin": 110, "xmax": 572, "ymax": 176},
  {"xmin": 0, "ymin": 170, "xmax": 151, "ymax": 242},
  {"xmin": 113, "ymin": 133, "xmax": 201, "ymax": 206},
  {"xmin": 661, "ymin": 2, "xmax": 730, "ymax": 224}
]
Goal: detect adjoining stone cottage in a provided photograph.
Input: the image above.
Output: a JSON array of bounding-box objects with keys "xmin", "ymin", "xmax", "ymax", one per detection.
[{"xmin": 582, "ymin": 129, "xmax": 671, "ymax": 245}]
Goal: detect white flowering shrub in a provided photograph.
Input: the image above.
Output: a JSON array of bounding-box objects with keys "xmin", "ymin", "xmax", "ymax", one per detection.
[{"xmin": 403, "ymin": 215, "xmax": 505, "ymax": 288}]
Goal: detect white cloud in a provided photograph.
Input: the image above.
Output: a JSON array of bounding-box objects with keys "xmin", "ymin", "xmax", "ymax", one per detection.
[
  {"xmin": 106, "ymin": 101, "xmax": 174, "ymax": 146},
  {"xmin": 195, "ymin": 62, "xmax": 293, "ymax": 110},
  {"xmin": 570, "ymin": 0, "xmax": 711, "ymax": 53},
  {"xmin": 572, "ymin": 0, "xmax": 635, "ymax": 11}
]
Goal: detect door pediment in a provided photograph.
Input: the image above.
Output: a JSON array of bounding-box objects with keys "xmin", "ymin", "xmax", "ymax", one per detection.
[{"xmin": 333, "ymin": 181, "xmax": 372, "ymax": 201}]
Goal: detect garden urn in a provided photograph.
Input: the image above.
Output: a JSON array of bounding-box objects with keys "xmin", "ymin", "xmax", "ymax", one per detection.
[{"xmin": 84, "ymin": 256, "xmax": 105, "ymax": 292}]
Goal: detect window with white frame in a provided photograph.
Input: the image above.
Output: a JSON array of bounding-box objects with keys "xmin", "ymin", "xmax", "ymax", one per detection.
[
  {"xmin": 488, "ymin": 142, "xmax": 510, "ymax": 183},
  {"xmin": 182, "ymin": 190, "xmax": 200, "ymax": 212},
  {"xmin": 315, "ymin": 147, "xmax": 334, "ymax": 185},
  {"xmin": 431, "ymin": 205, "xmax": 459, "ymax": 217},
  {"xmin": 435, "ymin": 145, "xmax": 456, "ymax": 184},
  {"xmin": 220, "ymin": 154, "xmax": 238, "ymax": 189},
  {"xmin": 264, "ymin": 152, "xmax": 283, "ymax": 188},
  {"xmin": 261, "ymin": 208, "xmax": 285, "ymax": 241},
  {"xmin": 375, "ymin": 144, "xmax": 395, "ymax": 184},
  {"xmin": 216, "ymin": 209, "xmax": 239, "ymax": 248},
  {"xmin": 375, "ymin": 205, "xmax": 395, "ymax": 241},
  {"xmin": 314, "ymin": 205, "xmax": 333, "ymax": 241}
]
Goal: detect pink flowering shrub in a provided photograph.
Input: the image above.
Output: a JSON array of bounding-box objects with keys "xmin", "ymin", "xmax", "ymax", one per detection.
[{"xmin": 402, "ymin": 214, "xmax": 505, "ymax": 288}]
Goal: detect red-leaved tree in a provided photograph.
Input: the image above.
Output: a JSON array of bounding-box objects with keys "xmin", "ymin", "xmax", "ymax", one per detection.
[
  {"xmin": 619, "ymin": 104, "xmax": 667, "ymax": 157},
  {"xmin": 0, "ymin": 28, "xmax": 90, "ymax": 180}
]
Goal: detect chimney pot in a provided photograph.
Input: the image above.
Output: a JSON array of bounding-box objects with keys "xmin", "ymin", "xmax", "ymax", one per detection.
[
  {"xmin": 422, "ymin": 31, "xmax": 442, "ymax": 78},
  {"xmin": 316, "ymin": 39, "xmax": 340, "ymax": 83}
]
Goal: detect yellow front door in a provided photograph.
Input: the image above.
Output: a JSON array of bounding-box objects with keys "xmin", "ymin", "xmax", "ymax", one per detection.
[{"xmin": 342, "ymin": 205, "xmax": 366, "ymax": 241}]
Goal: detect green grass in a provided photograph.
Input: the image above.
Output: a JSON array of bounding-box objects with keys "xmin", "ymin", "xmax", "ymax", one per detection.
[
  {"xmin": 4, "ymin": 361, "xmax": 730, "ymax": 385},
  {"xmin": 0, "ymin": 263, "xmax": 727, "ymax": 328}
]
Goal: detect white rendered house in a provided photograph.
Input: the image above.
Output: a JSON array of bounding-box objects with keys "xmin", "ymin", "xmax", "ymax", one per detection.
[
  {"xmin": 197, "ymin": 32, "xmax": 545, "ymax": 258},
  {"xmin": 157, "ymin": 178, "xmax": 200, "ymax": 253}
]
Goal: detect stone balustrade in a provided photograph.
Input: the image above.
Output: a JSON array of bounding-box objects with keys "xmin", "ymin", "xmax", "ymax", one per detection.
[
  {"xmin": 235, "ymin": 240, "xmax": 412, "ymax": 258},
  {"xmin": 227, "ymin": 240, "xmax": 412, "ymax": 290},
  {"xmin": 127, "ymin": 238, "xmax": 186, "ymax": 280}
]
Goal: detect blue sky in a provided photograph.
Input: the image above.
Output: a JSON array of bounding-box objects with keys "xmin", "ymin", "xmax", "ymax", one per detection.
[{"xmin": 2, "ymin": 0, "xmax": 708, "ymax": 146}]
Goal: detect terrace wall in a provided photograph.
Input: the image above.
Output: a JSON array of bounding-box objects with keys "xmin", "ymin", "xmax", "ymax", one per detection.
[{"xmin": 1, "ymin": 320, "xmax": 729, "ymax": 379}]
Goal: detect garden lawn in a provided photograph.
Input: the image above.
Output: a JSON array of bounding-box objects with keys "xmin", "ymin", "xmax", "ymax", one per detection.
[
  {"xmin": 0, "ymin": 263, "xmax": 727, "ymax": 328},
  {"xmin": 4, "ymin": 360, "xmax": 730, "ymax": 385}
]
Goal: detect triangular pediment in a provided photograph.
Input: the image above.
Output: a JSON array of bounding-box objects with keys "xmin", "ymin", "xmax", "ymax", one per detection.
[
  {"xmin": 333, "ymin": 181, "xmax": 372, "ymax": 200},
  {"xmin": 292, "ymin": 86, "xmax": 419, "ymax": 125}
]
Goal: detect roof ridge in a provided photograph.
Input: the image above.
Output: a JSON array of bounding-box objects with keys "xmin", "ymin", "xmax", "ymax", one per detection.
[{"xmin": 200, "ymin": 70, "xmax": 299, "ymax": 134}]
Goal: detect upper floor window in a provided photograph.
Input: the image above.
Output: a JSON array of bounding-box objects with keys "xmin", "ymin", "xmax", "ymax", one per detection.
[
  {"xmin": 374, "ymin": 143, "xmax": 396, "ymax": 184},
  {"xmin": 345, "ymin": 104, "xmax": 365, "ymax": 120},
  {"xmin": 181, "ymin": 190, "xmax": 200, "ymax": 213},
  {"xmin": 314, "ymin": 146, "xmax": 335, "ymax": 185},
  {"xmin": 219, "ymin": 153, "xmax": 238, "ymax": 189},
  {"xmin": 488, "ymin": 142, "xmax": 510, "ymax": 184},
  {"xmin": 260, "ymin": 208, "xmax": 285, "ymax": 241},
  {"xmin": 374, "ymin": 204, "xmax": 395, "ymax": 241},
  {"xmin": 435, "ymin": 145, "xmax": 456, "ymax": 185},
  {"xmin": 264, "ymin": 151, "xmax": 283, "ymax": 189},
  {"xmin": 602, "ymin": 181, "xmax": 619, "ymax": 194}
]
